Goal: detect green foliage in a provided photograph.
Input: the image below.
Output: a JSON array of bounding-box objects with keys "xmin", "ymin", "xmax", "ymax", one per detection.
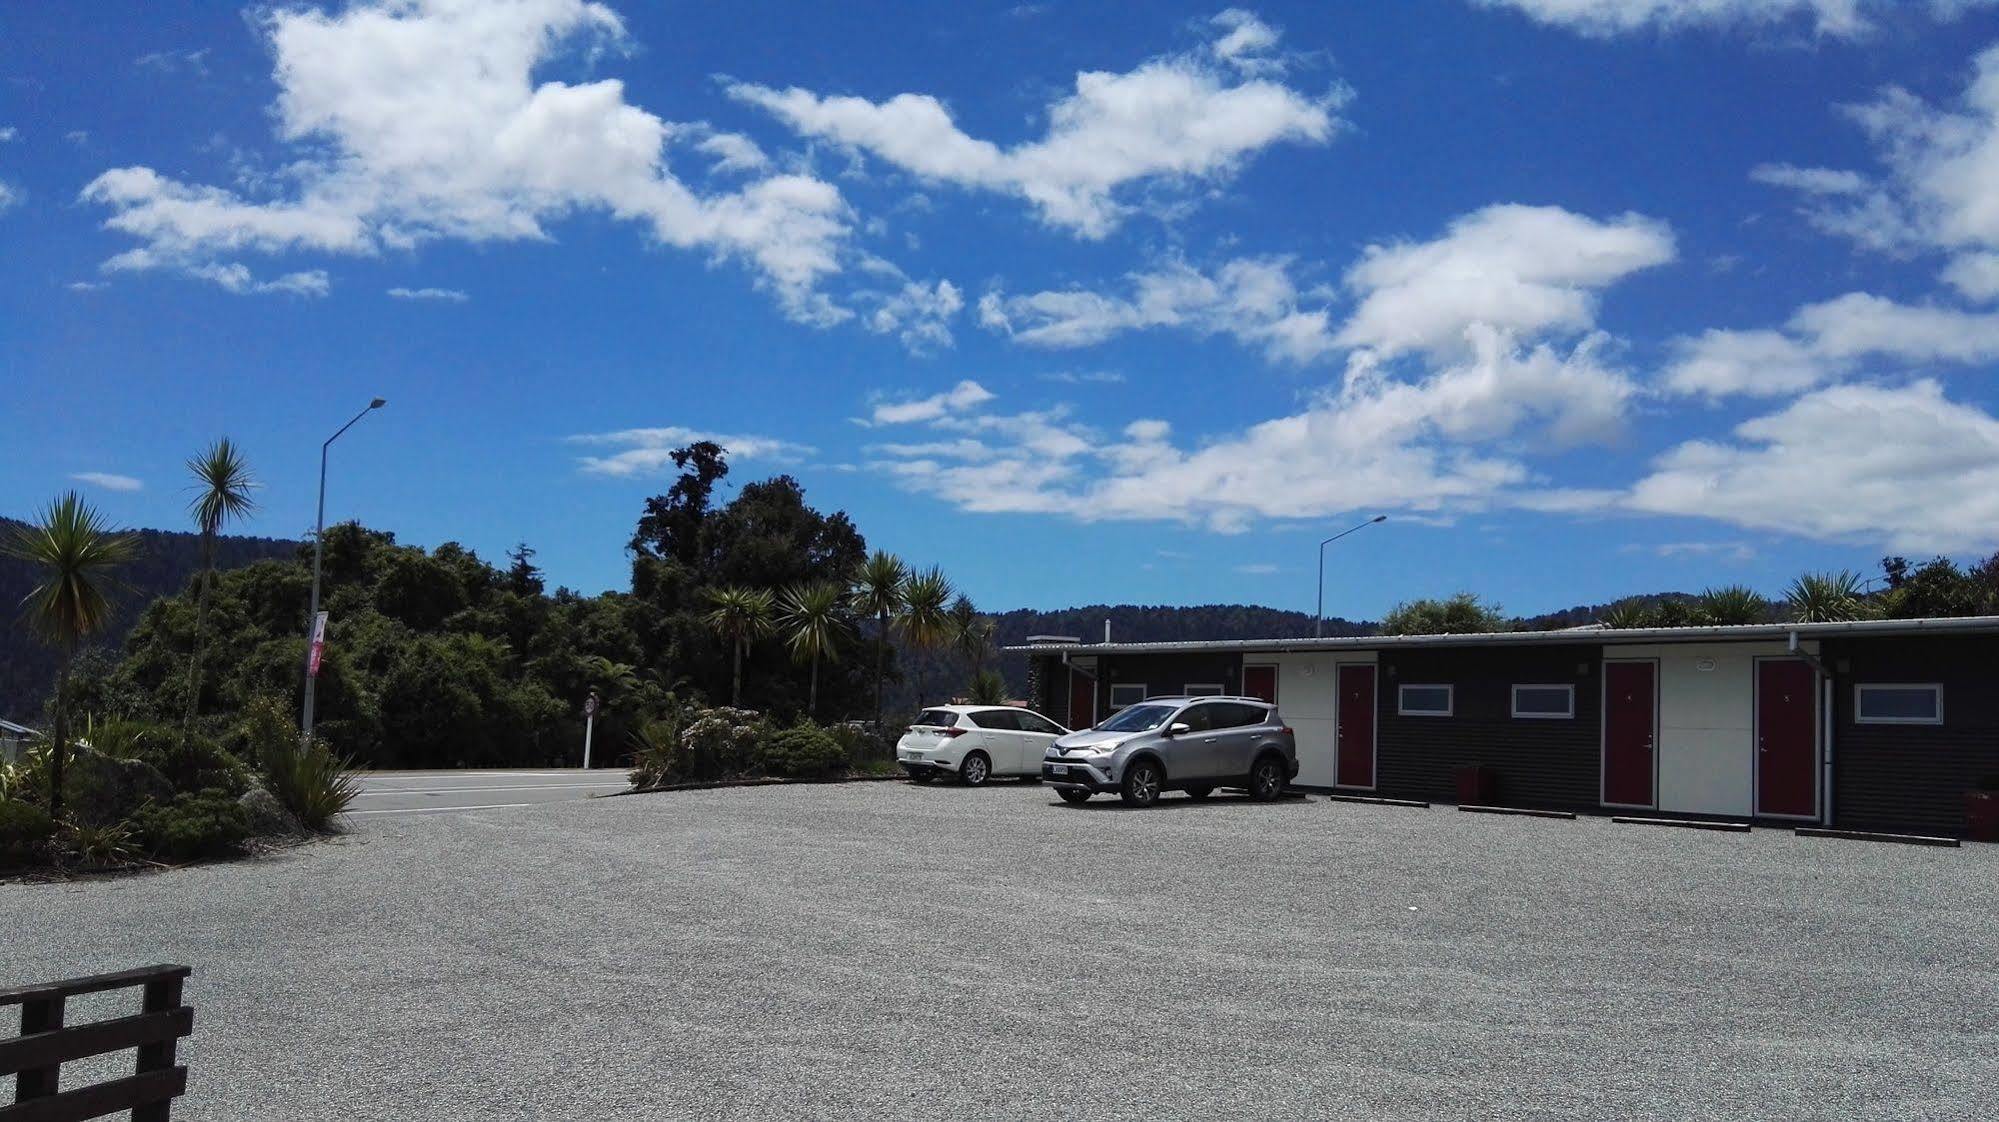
[
  {"xmin": 824, "ymin": 721, "xmax": 889, "ymax": 769},
  {"xmin": 678, "ymin": 706, "xmax": 767, "ymax": 780},
  {"xmin": 226, "ymin": 695, "xmax": 297, "ymax": 770},
  {"xmin": 129, "ymin": 790, "xmax": 251, "ymax": 862},
  {"xmin": 133, "ymin": 732, "xmax": 250, "ymax": 797},
  {"xmin": 763, "ymin": 722, "xmax": 847, "ymax": 779},
  {"xmin": 1879, "ymin": 556, "xmax": 1997, "ymax": 619},
  {"xmin": 1381, "ymin": 593, "xmax": 1508, "ymax": 636},
  {"xmin": 1597, "ymin": 599, "xmax": 1656, "ymax": 629},
  {"xmin": 62, "ymin": 818, "xmax": 137, "ymax": 868},
  {"xmin": 0, "ymin": 798, "xmax": 56, "ymax": 867},
  {"xmin": 1785, "ymin": 571, "xmax": 1870, "ymax": 623},
  {"xmin": 967, "ymin": 669, "xmax": 1009, "ymax": 705},
  {"xmin": 1693, "ymin": 585, "xmax": 1769, "ymax": 626},
  {"xmin": 260, "ymin": 736, "xmax": 360, "ymax": 832}
]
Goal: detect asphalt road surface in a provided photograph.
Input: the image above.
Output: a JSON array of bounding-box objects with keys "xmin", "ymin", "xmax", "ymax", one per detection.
[
  {"xmin": 8, "ymin": 783, "xmax": 1997, "ymax": 1121},
  {"xmin": 348, "ymin": 768, "xmax": 629, "ymax": 816}
]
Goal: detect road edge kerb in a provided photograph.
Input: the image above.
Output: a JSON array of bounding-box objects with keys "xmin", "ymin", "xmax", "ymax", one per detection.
[
  {"xmin": 1795, "ymin": 826, "xmax": 1961, "ymax": 848},
  {"xmin": 1458, "ymin": 804, "xmax": 1578, "ymax": 820},
  {"xmin": 1324, "ymin": 793, "xmax": 1432, "ymax": 809},
  {"xmin": 1612, "ymin": 816, "xmax": 1752, "ymax": 833},
  {"xmin": 603, "ymin": 773, "xmax": 912, "ymax": 797}
]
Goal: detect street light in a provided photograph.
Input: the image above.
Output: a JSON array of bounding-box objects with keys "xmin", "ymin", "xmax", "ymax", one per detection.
[
  {"xmin": 1315, "ymin": 515, "xmax": 1387, "ymax": 638},
  {"xmin": 301, "ymin": 397, "xmax": 386, "ymax": 738}
]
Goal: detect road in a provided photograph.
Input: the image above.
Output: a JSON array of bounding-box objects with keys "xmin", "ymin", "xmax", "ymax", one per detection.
[{"xmin": 348, "ymin": 768, "xmax": 629, "ymax": 817}]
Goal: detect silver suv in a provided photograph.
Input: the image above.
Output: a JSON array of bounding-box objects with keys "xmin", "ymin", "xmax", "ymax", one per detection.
[{"xmin": 1041, "ymin": 696, "xmax": 1298, "ymax": 807}]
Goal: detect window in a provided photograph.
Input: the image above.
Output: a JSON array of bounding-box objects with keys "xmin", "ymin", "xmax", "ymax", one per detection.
[
  {"xmin": 1214, "ymin": 702, "xmax": 1269, "ymax": 729},
  {"xmin": 1854, "ymin": 684, "xmax": 1943, "ymax": 725},
  {"xmin": 1511, "ymin": 684, "xmax": 1575, "ymax": 720},
  {"xmin": 1098, "ymin": 703, "xmax": 1175, "ymax": 732},
  {"xmin": 1174, "ymin": 703, "xmax": 1220, "ymax": 733},
  {"xmin": 1016, "ymin": 711, "xmax": 1065, "ymax": 735},
  {"xmin": 1184, "ymin": 683, "xmax": 1225, "ymax": 696},
  {"xmin": 1108, "ymin": 683, "xmax": 1148, "ymax": 710},
  {"xmin": 914, "ymin": 709, "xmax": 961, "ymax": 729},
  {"xmin": 968, "ymin": 709, "xmax": 1021, "ymax": 730},
  {"xmin": 1398, "ymin": 685, "xmax": 1453, "ymax": 717}
]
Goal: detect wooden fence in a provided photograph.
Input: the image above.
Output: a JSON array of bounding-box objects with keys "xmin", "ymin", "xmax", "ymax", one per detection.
[{"xmin": 0, "ymin": 965, "xmax": 193, "ymax": 1122}]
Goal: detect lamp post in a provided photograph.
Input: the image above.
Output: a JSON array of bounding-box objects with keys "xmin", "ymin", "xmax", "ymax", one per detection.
[
  {"xmin": 301, "ymin": 397, "xmax": 386, "ymax": 738},
  {"xmin": 1315, "ymin": 515, "xmax": 1386, "ymax": 638}
]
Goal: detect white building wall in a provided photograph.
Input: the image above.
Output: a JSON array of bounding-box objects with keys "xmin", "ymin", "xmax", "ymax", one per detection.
[
  {"xmin": 1615, "ymin": 641, "xmax": 1815, "ymax": 817},
  {"xmin": 1269, "ymin": 651, "xmax": 1375, "ymax": 788}
]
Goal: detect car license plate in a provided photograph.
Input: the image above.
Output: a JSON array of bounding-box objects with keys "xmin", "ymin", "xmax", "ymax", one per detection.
[{"xmin": 1047, "ymin": 765, "xmax": 1066, "ymax": 777}]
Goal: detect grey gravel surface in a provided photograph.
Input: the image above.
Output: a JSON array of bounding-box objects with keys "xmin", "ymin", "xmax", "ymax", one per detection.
[{"xmin": 6, "ymin": 782, "xmax": 1997, "ymax": 1121}]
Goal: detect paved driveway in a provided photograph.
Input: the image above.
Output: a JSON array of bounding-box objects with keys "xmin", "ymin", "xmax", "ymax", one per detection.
[
  {"xmin": 349, "ymin": 768, "xmax": 629, "ymax": 817},
  {"xmin": 8, "ymin": 784, "xmax": 1996, "ymax": 1120}
]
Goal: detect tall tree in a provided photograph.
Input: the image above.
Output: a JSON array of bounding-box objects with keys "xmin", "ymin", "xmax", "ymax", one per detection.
[
  {"xmin": 780, "ymin": 582, "xmax": 848, "ymax": 719},
  {"xmin": 3, "ymin": 493, "xmax": 138, "ymax": 817},
  {"xmin": 898, "ymin": 566, "xmax": 955, "ymax": 709},
  {"xmin": 850, "ymin": 550, "xmax": 907, "ymax": 731},
  {"xmin": 1380, "ymin": 592, "xmax": 1506, "ymax": 636},
  {"xmin": 703, "ymin": 586, "xmax": 774, "ymax": 708},
  {"xmin": 504, "ymin": 542, "xmax": 544, "ymax": 597},
  {"xmin": 949, "ymin": 594, "xmax": 995, "ymax": 691},
  {"xmin": 181, "ymin": 438, "xmax": 257, "ymax": 734}
]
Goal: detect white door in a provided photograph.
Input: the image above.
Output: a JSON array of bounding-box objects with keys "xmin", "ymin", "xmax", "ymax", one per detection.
[
  {"xmin": 1013, "ymin": 709, "xmax": 1066, "ymax": 772},
  {"xmin": 967, "ymin": 710, "xmax": 1025, "ymax": 773}
]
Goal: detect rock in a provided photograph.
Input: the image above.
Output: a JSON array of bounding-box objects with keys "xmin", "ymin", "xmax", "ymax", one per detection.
[
  {"xmin": 238, "ymin": 787, "xmax": 298, "ymax": 837},
  {"xmin": 63, "ymin": 747, "xmax": 174, "ymax": 827}
]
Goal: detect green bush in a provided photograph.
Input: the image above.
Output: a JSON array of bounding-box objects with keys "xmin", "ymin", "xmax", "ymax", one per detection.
[
  {"xmin": 826, "ymin": 721, "xmax": 889, "ymax": 767},
  {"xmin": 679, "ymin": 707, "xmax": 767, "ymax": 781},
  {"xmin": 764, "ymin": 723, "xmax": 847, "ymax": 779},
  {"xmin": 129, "ymin": 790, "xmax": 251, "ymax": 862},
  {"xmin": 261, "ymin": 736, "xmax": 360, "ymax": 832},
  {"xmin": 0, "ymin": 798, "xmax": 56, "ymax": 868},
  {"xmin": 133, "ymin": 733, "xmax": 251, "ymax": 797},
  {"xmin": 226, "ymin": 695, "xmax": 298, "ymax": 771}
]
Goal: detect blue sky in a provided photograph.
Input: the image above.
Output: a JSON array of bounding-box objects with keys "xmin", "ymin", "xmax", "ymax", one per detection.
[{"xmin": 7, "ymin": 0, "xmax": 1999, "ymax": 619}]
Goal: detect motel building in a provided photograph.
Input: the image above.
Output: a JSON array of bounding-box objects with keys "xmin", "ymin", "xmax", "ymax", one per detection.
[{"xmin": 1014, "ymin": 616, "xmax": 1999, "ymax": 837}]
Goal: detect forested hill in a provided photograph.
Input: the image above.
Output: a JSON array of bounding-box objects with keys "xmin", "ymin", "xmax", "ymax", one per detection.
[{"xmin": 0, "ymin": 518, "xmax": 300, "ymax": 717}]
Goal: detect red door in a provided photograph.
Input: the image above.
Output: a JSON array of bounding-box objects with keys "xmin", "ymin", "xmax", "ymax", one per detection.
[
  {"xmin": 1603, "ymin": 661, "xmax": 1656, "ymax": 807},
  {"xmin": 1068, "ymin": 670, "xmax": 1095, "ymax": 729},
  {"xmin": 1757, "ymin": 659, "xmax": 1817, "ymax": 818},
  {"xmin": 1242, "ymin": 665, "xmax": 1277, "ymax": 704},
  {"xmin": 1336, "ymin": 665, "xmax": 1376, "ymax": 789}
]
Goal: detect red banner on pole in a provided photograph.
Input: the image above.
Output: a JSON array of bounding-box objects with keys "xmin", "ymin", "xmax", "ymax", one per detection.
[{"xmin": 308, "ymin": 611, "xmax": 328, "ymax": 677}]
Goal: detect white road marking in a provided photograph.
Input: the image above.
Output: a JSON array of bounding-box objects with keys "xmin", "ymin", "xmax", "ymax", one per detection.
[
  {"xmin": 354, "ymin": 782, "xmax": 624, "ymax": 796},
  {"xmin": 348, "ymin": 802, "xmax": 535, "ymax": 816}
]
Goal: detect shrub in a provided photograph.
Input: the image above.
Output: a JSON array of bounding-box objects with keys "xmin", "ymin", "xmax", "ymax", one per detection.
[
  {"xmin": 62, "ymin": 819, "xmax": 137, "ymax": 868},
  {"xmin": 678, "ymin": 707, "xmax": 767, "ymax": 781},
  {"xmin": 826, "ymin": 721, "xmax": 890, "ymax": 768},
  {"xmin": 226, "ymin": 695, "xmax": 298, "ymax": 770},
  {"xmin": 0, "ymin": 798, "xmax": 56, "ymax": 868},
  {"xmin": 261, "ymin": 736, "xmax": 359, "ymax": 832},
  {"xmin": 133, "ymin": 733, "xmax": 251, "ymax": 797},
  {"xmin": 62, "ymin": 746, "xmax": 173, "ymax": 828},
  {"xmin": 628, "ymin": 715, "xmax": 684, "ymax": 790},
  {"xmin": 129, "ymin": 790, "xmax": 251, "ymax": 862},
  {"xmin": 764, "ymin": 723, "xmax": 847, "ymax": 779}
]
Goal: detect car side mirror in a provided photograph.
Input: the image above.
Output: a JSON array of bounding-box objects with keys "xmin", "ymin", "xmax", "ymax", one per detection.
[{"xmin": 1166, "ymin": 722, "xmax": 1191, "ymax": 737}]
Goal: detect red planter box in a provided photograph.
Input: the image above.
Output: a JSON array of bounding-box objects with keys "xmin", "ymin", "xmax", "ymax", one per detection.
[
  {"xmin": 1967, "ymin": 791, "xmax": 1999, "ymax": 842},
  {"xmin": 1456, "ymin": 765, "xmax": 1496, "ymax": 806}
]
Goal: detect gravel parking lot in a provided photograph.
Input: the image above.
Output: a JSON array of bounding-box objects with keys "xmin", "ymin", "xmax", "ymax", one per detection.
[{"xmin": 8, "ymin": 782, "xmax": 1997, "ymax": 1121}]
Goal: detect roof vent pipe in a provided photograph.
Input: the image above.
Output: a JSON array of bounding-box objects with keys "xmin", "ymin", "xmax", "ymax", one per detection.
[{"xmin": 1104, "ymin": 618, "xmax": 1112, "ymax": 644}]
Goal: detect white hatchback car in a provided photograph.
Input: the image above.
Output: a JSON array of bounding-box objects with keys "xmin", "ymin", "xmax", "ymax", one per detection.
[{"xmin": 897, "ymin": 705, "xmax": 1070, "ymax": 786}]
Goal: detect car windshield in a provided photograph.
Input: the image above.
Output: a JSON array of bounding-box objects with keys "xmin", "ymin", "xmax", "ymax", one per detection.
[
  {"xmin": 1097, "ymin": 703, "xmax": 1175, "ymax": 732},
  {"xmin": 913, "ymin": 709, "xmax": 959, "ymax": 729}
]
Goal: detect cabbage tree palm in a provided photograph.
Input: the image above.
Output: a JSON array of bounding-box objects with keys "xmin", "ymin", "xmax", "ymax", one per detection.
[
  {"xmin": 1785, "ymin": 571, "xmax": 1868, "ymax": 623},
  {"xmin": 3, "ymin": 492, "xmax": 138, "ymax": 818},
  {"xmin": 780, "ymin": 581, "xmax": 849, "ymax": 719},
  {"xmin": 850, "ymin": 550, "xmax": 907, "ymax": 732},
  {"xmin": 704, "ymin": 586, "xmax": 774, "ymax": 708},
  {"xmin": 182, "ymin": 438, "xmax": 257, "ymax": 733},
  {"xmin": 1694, "ymin": 585, "xmax": 1769, "ymax": 626},
  {"xmin": 898, "ymin": 566, "xmax": 955, "ymax": 710},
  {"xmin": 949, "ymin": 594, "xmax": 996, "ymax": 689}
]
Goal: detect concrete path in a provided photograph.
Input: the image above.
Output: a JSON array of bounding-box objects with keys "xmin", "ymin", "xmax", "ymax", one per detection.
[{"xmin": 348, "ymin": 768, "xmax": 628, "ymax": 817}]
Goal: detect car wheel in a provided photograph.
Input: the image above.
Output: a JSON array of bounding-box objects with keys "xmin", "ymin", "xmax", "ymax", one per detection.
[
  {"xmin": 1184, "ymin": 785, "xmax": 1213, "ymax": 800},
  {"xmin": 909, "ymin": 769, "xmax": 935, "ymax": 785},
  {"xmin": 959, "ymin": 751, "xmax": 991, "ymax": 787},
  {"xmin": 1058, "ymin": 788, "xmax": 1091, "ymax": 804},
  {"xmin": 1120, "ymin": 759, "xmax": 1163, "ymax": 807},
  {"xmin": 1247, "ymin": 754, "xmax": 1287, "ymax": 802}
]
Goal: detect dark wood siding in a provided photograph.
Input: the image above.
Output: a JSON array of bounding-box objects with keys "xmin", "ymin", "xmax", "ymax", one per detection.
[
  {"xmin": 1094, "ymin": 653, "xmax": 1248, "ymax": 724},
  {"xmin": 1826, "ymin": 636, "xmax": 1999, "ymax": 836},
  {"xmin": 1377, "ymin": 645, "xmax": 1603, "ymax": 809}
]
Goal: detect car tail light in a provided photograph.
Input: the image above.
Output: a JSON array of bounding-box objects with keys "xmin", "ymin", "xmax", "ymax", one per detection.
[
  {"xmin": 1281, "ymin": 726, "xmax": 1293, "ymax": 736},
  {"xmin": 937, "ymin": 727, "xmax": 966, "ymax": 738}
]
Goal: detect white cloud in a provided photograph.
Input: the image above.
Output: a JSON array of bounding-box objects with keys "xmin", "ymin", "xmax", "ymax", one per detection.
[
  {"xmin": 0, "ymin": 127, "xmax": 16, "ymax": 142},
  {"xmin": 66, "ymin": 281, "xmax": 108, "ymax": 293},
  {"xmin": 135, "ymin": 260, "xmax": 330, "ymax": 297},
  {"xmin": 1037, "ymin": 370, "xmax": 1126, "ymax": 384},
  {"xmin": 867, "ymin": 331, "xmax": 1635, "ymax": 530},
  {"xmin": 695, "ymin": 131, "xmax": 769, "ymax": 174},
  {"xmin": 80, "ymin": 0, "xmax": 853, "ymax": 321},
  {"xmin": 867, "ymin": 379, "xmax": 994, "ymax": 425},
  {"xmin": 0, "ymin": 181, "xmax": 17, "ymax": 215},
  {"xmin": 1664, "ymin": 291, "xmax": 1999, "ymax": 397},
  {"xmin": 70, "ymin": 472, "xmax": 144, "ymax": 492},
  {"xmin": 387, "ymin": 286, "xmax": 469, "ymax": 302},
  {"xmin": 1234, "ymin": 562, "xmax": 1280, "ymax": 575},
  {"xmin": 1627, "ymin": 541, "xmax": 1759, "ymax": 562},
  {"xmin": 865, "ymin": 279, "xmax": 963, "ymax": 352},
  {"xmin": 136, "ymin": 48, "xmax": 211, "ymax": 75},
  {"xmin": 981, "ymin": 256, "xmax": 1339, "ymax": 364},
  {"xmin": 1336, "ymin": 204, "xmax": 1676, "ymax": 359},
  {"xmin": 1944, "ymin": 251, "xmax": 1999, "ymax": 302},
  {"xmin": 1472, "ymin": 0, "xmax": 1993, "ymax": 39},
  {"xmin": 1627, "ymin": 380, "xmax": 1999, "ymax": 551},
  {"xmin": 1210, "ymin": 10, "xmax": 1284, "ymax": 73},
  {"xmin": 728, "ymin": 12, "xmax": 1342, "ymax": 237},
  {"xmin": 569, "ymin": 425, "xmax": 815, "ymax": 476}
]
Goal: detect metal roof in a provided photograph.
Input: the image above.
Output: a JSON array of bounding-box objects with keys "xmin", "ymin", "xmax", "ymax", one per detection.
[
  {"xmin": 1005, "ymin": 614, "xmax": 1999, "ymax": 655},
  {"xmin": 0, "ymin": 719, "xmax": 39, "ymax": 736}
]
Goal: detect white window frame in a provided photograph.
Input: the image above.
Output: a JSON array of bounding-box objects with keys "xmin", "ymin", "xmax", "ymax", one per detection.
[
  {"xmin": 1511, "ymin": 684, "xmax": 1576, "ymax": 720},
  {"xmin": 1183, "ymin": 682, "xmax": 1225, "ymax": 696},
  {"xmin": 1397, "ymin": 684, "xmax": 1454, "ymax": 717},
  {"xmin": 1107, "ymin": 683, "xmax": 1149, "ymax": 710},
  {"xmin": 1853, "ymin": 683, "xmax": 1943, "ymax": 726}
]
